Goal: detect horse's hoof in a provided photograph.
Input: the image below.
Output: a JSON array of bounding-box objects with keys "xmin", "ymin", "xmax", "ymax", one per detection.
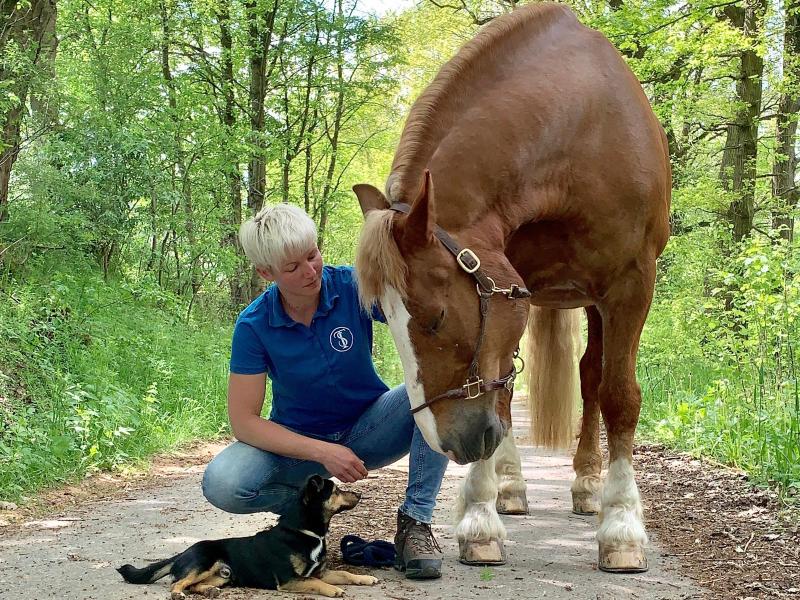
[
  {"xmin": 496, "ymin": 489, "xmax": 528, "ymax": 515},
  {"xmin": 458, "ymin": 538, "xmax": 507, "ymax": 565},
  {"xmin": 572, "ymin": 490, "xmax": 600, "ymax": 515},
  {"xmin": 598, "ymin": 541, "xmax": 648, "ymax": 573}
]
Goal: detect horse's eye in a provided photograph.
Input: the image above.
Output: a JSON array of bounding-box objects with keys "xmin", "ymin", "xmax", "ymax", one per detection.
[{"xmin": 425, "ymin": 309, "xmax": 446, "ymax": 335}]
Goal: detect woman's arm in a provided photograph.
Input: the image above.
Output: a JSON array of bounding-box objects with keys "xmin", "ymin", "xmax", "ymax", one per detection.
[{"xmin": 227, "ymin": 373, "xmax": 368, "ymax": 482}]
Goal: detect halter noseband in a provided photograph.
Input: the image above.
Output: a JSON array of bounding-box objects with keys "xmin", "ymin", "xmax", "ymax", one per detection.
[{"xmin": 388, "ymin": 202, "xmax": 531, "ymax": 415}]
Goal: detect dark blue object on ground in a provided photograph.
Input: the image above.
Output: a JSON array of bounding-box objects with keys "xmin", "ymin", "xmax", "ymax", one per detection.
[{"xmin": 340, "ymin": 534, "xmax": 396, "ymax": 567}]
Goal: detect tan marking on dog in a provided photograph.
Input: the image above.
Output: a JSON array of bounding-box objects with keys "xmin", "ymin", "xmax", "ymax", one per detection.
[
  {"xmin": 278, "ymin": 577, "xmax": 344, "ymax": 597},
  {"xmin": 323, "ymin": 488, "xmax": 359, "ymax": 521},
  {"xmin": 187, "ymin": 581, "xmax": 224, "ymax": 597},
  {"xmin": 319, "ymin": 569, "xmax": 379, "ymax": 586},
  {"xmin": 170, "ymin": 561, "xmax": 227, "ymax": 597},
  {"xmin": 290, "ymin": 552, "xmax": 307, "ymax": 576}
]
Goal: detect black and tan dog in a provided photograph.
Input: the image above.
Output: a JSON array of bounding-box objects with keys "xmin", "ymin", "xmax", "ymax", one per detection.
[{"xmin": 117, "ymin": 475, "xmax": 378, "ymax": 598}]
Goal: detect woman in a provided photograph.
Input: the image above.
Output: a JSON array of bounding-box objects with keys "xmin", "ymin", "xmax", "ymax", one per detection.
[{"xmin": 202, "ymin": 203, "xmax": 449, "ymax": 579}]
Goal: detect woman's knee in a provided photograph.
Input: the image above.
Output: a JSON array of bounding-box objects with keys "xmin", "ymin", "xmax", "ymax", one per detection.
[
  {"xmin": 201, "ymin": 442, "xmax": 280, "ymax": 513},
  {"xmin": 201, "ymin": 442, "xmax": 316, "ymax": 514},
  {"xmin": 201, "ymin": 454, "xmax": 258, "ymax": 513}
]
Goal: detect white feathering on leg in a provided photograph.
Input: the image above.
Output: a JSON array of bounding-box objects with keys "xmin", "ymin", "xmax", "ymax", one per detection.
[
  {"xmin": 455, "ymin": 457, "xmax": 506, "ymax": 542},
  {"xmin": 596, "ymin": 458, "xmax": 648, "ymax": 545}
]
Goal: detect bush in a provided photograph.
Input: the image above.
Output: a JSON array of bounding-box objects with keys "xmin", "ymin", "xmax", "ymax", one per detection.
[{"xmin": 0, "ymin": 268, "xmax": 231, "ymax": 500}]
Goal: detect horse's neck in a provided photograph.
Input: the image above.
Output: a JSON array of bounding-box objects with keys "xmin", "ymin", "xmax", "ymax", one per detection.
[{"xmin": 439, "ymin": 198, "xmax": 528, "ymax": 255}]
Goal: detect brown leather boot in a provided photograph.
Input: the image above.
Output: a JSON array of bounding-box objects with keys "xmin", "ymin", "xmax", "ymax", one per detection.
[{"xmin": 394, "ymin": 510, "xmax": 443, "ymax": 579}]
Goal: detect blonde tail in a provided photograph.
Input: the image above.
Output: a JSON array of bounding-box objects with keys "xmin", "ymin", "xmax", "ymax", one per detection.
[{"xmin": 524, "ymin": 307, "xmax": 582, "ymax": 449}]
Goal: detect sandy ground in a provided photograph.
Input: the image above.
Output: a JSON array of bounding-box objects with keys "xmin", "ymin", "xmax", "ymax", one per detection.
[{"xmin": 0, "ymin": 400, "xmax": 705, "ymax": 600}]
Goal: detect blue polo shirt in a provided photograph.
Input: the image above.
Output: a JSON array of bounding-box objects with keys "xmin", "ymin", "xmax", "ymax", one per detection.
[{"xmin": 229, "ymin": 265, "xmax": 389, "ymax": 435}]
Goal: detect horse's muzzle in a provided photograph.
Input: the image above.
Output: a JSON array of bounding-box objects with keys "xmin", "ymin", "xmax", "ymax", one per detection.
[{"xmin": 440, "ymin": 411, "xmax": 506, "ymax": 464}]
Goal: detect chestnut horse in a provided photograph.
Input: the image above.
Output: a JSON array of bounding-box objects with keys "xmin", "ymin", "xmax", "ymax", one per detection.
[{"xmin": 353, "ymin": 3, "xmax": 670, "ymax": 572}]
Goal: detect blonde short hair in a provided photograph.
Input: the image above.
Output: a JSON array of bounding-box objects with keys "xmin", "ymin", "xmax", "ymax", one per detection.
[{"xmin": 239, "ymin": 204, "xmax": 318, "ymax": 270}]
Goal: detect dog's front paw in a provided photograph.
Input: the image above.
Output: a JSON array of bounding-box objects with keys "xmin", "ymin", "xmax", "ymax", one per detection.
[
  {"xmin": 170, "ymin": 592, "xmax": 186, "ymax": 600},
  {"xmin": 203, "ymin": 587, "xmax": 221, "ymax": 598},
  {"xmin": 354, "ymin": 575, "xmax": 379, "ymax": 586}
]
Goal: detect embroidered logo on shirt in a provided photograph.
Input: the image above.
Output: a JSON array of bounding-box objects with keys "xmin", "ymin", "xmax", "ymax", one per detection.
[{"xmin": 330, "ymin": 327, "xmax": 354, "ymax": 352}]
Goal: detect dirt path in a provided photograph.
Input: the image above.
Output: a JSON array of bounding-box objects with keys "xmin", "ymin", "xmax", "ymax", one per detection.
[{"xmin": 0, "ymin": 400, "xmax": 793, "ymax": 599}]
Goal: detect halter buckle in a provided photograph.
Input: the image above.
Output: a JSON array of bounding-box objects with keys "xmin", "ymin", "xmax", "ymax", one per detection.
[
  {"xmin": 463, "ymin": 376, "xmax": 483, "ymax": 399},
  {"xmin": 456, "ymin": 248, "xmax": 481, "ymax": 274}
]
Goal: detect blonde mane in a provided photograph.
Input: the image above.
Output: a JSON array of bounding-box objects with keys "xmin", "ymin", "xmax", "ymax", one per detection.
[
  {"xmin": 354, "ymin": 209, "xmax": 407, "ymax": 309},
  {"xmin": 387, "ymin": 3, "xmax": 572, "ymax": 203}
]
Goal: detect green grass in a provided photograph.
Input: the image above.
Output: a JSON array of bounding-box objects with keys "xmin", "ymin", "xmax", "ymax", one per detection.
[
  {"xmin": 638, "ymin": 358, "xmax": 800, "ymax": 489},
  {"xmin": 0, "ymin": 268, "xmax": 234, "ymax": 500},
  {"xmin": 635, "ymin": 232, "xmax": 800, "ymax": 498}
]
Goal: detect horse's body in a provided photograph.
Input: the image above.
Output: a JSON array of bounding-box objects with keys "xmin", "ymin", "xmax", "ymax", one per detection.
[{"xmin": 354, "ymin": 3, "xmax": 670, "ymax": 572}]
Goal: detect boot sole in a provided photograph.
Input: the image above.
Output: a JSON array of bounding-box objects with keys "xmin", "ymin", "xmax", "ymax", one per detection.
[{"xmin": 394, "ymin": 561, "xmax": 442, "ymax": 580}]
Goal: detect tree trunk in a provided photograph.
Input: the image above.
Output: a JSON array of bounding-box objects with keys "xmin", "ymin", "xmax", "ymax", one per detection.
[
  {"xmin": 719, "ymin": 0, "xmax": 766, "ymax": 244},
  {"xmin": 280, "ymin": 13, "xmax": 320, "ymax": 208},
  {"xmin": 160, "ymin": 0, "xmax": 199, "ymax": 295},
  {"xmin": 317, "ymin": 0, "xmax": 346, "ymax": 252},
  {"xmin": 303, "ymin": 106, "xmax": 317, "ymax": 215},
  {"xmin": 245, "ymin": 0, "xmax": 282, "ymax": 301},
  {"xmin": 0, "ymin": 0, "xmax": 57, "ymax": 222},
  {"xmin": 772, "ymin": 0, "xmax": 800, "ymax": 243},
  {"xmin": 216, "ymin": 0, "xmax": 247, "ymax": 307},
  {"xmin": 244, "ymin": 0, "xmax": 280, "ymax": 215}
]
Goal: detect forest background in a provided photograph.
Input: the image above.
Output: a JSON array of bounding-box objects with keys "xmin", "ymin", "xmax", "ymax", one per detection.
[{"xmin": 1, "ymin": 0, "xmax": 798, "ymax": 505}]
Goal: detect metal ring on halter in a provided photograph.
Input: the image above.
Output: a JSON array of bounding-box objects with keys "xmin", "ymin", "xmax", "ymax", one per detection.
[
  {"xmin": 476, "ymin": 276, "xmax": 496, "ymax": 297},
  {"xmin": 514, "ymin": 353, "xmax": 526, "ymax": 375}
]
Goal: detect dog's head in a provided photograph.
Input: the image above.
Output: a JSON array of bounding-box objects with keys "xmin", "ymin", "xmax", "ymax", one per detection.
[{"xmin": 302, "ymin": 475, "xmax": 361, "ymax": 522}]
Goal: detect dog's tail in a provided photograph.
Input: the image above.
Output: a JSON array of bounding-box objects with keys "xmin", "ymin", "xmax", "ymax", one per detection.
[{"xmin": 117, "ymin": 555, "xmax": 178, "ymax": 584}]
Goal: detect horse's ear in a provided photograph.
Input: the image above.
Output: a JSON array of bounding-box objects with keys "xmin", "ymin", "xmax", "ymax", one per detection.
[
  {"xmin": 352, "ymin": 184, "xmax": 389, "ymax": 216},
  {"xmin": 404, "ymin": 170, "xmax": 436, "ymax": 244}
]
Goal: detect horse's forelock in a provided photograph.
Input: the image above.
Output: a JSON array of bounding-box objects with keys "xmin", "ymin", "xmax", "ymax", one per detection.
[{"xmin": 355, "ymin": 209, "xmax": 407, "ymax": 309}]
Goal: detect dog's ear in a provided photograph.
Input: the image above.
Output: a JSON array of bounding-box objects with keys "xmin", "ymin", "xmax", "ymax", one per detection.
[
  {"xmin": 309, "ymin": 474, "xmax": 325, "ymax": 492},
  {"xmin": 302, "ymin": 475, "xmax": 325, "ymax": 504}
]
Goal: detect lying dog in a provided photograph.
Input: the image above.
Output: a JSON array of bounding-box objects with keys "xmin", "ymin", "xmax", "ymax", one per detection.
[{"xmin": 117, "ymin": 475, "xmax": 378, "ymax": 598}]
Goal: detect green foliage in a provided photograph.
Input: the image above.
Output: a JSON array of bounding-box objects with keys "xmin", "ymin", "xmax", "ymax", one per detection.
[
  {"xmin": 2, "ymin": 0, "xmax": 800, "ymax": 503},
  {"xmin": 0, "ymin": 267, "xmax": 232, "ymax": 500},
  {"xmin": 639, "ymin": 227, "xmax": 800, "ymax": 494}
]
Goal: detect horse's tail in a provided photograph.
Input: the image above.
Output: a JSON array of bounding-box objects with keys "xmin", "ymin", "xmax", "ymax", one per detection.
[
  {"xmin": 524, "ymin": 307, "xmax": 582, "ymax": 449},
  {"xmin": 117, "ymin": 555, "xmax": 177, "ymax": 584}
]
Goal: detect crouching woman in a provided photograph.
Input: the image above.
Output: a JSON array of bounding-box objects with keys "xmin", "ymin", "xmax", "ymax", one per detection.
[{"xmin": 202, "ymin": 203, "xmax": 448, "ymax": 579}]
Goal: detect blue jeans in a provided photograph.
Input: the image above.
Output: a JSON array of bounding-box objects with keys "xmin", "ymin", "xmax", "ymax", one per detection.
[{"xmin": 202, "ymin": 385, "xmax": 449, "ymax": 523}]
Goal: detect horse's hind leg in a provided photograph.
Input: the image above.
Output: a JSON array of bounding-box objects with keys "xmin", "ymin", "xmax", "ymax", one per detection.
[
  {"xmin": 495, "ymin": 430, "xmax": 528, "ymax": 515},
  {"xmin": 595, "ymin": 265, "xmax": 654, "ymax": 573},
  {"xmin": 455, "ymin": 455, "xmax": 507, "ymax": 565},
  {"xmin": 571, "ymin": 306, "xmax": 603, "ymax": 515}
]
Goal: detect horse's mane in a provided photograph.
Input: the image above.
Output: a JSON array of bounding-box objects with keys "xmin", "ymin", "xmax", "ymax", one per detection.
[
  {"xmin": 354, "ymin": 209, "xmax": 407, "ymax": 308},
  {"xmin": 386, "ymin": 2, "xmax": 573, "ymax": 203}
]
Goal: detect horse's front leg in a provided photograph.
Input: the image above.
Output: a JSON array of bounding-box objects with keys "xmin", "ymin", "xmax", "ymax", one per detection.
[
  {"xmin": 494, "ymin": 431, "xmax": 528, "ymax": 515},
  {"xmin": 455, "ymin": 455, "xmax": 507, "ymax": 565}
]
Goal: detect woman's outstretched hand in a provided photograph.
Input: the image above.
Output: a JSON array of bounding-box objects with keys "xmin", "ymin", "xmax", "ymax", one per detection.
[{"xmin": 319, "ymin": 443, "xmax": 368, "ymax": 483}]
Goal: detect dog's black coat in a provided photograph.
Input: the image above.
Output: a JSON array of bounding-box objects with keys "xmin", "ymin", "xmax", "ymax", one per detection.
[{"xmin": 117, "ymin": 475, "xmax": 351, "ymax": 590}]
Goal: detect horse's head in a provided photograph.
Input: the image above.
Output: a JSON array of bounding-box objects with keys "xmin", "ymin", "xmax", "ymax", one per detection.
[{"xmin": 353, "ymin": 172, "xmax": 530, "ymax": 464}]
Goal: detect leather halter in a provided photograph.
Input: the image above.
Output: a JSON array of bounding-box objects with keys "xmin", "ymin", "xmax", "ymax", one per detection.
[{"xmin": 388, "ymin": 202, "xmax": 531, "ymax": 415}]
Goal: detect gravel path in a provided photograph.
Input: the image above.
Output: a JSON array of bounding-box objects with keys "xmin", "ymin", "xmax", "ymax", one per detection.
[{"xmin": 0, "ymin": 400, "xmax": 704, "ymax": 599}]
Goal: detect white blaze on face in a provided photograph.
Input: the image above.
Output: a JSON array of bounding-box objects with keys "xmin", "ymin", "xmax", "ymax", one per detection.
[{"xmin": 381, "ymin": 286, "xmax": 445, "ymax": 454}]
